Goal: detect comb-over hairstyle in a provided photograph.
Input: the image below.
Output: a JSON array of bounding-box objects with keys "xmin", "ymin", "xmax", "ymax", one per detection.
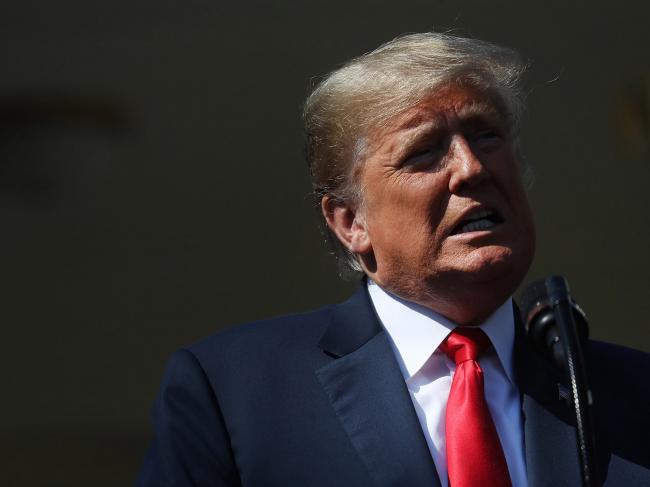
[{"xmin": 303, "ymin": 32, "xmax": 527, "ymax": 276}]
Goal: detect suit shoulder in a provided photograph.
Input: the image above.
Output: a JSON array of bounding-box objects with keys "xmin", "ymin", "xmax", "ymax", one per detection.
[
  {"xmin": 587, "ymin": 340, "xmax": 650, "ymax": 414},
  {"xmin": 587, "ymin": 339, "xmax": 650, "ymax": 371},
  {"xmin": 185, "ymin": 304, "xmax": 335, "ymax": 369}
]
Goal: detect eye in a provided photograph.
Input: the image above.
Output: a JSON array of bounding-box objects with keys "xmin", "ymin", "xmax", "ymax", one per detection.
[
  {"xmin": 402, "ymin": 139, "xmax": 447, "ymax": 171},
  {"xmin": 471, "ymin": 129, "xmax": 504, "ymax": 153}
]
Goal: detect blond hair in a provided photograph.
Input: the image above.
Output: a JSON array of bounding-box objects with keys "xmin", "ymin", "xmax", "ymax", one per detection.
[{"xmin": 303, "ymin": 32, "xmax": 527, "ymax": 275}]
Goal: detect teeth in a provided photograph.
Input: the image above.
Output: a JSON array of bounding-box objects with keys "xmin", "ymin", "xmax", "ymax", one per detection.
[
  {"xmin": 458, "ymin": 218, "xmax": 495, "ymax": 233},
  {"xmin": 471, "ymin": 209, "xmax": 492, "ymax": 220}
]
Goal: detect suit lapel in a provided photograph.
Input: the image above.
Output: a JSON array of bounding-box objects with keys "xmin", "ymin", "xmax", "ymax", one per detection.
[{"xmin": 316, "ymin": 286, "xmax": 440, "ymax": 487}]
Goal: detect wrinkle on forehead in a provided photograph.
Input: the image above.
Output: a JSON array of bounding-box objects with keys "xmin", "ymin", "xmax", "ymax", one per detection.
[
  {"xmin": 387, "ymin": 89, "xmax": 499, "ymax": 136},
  {"xmin": 395, "ymin": 94, "xmax": 503, "ymax": 132},
  {"xmin": 371, "ymin": 91, "xmax": 499, "ymax": 146}
]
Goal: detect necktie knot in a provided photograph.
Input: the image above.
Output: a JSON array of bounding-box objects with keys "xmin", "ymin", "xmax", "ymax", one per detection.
[{"xmin": 440, "ymin": 327, "xmax": 491, "ymax": 364}]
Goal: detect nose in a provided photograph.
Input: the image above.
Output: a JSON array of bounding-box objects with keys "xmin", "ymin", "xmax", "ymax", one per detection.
[{"xmin": 448, "ymin": 136, "xmax": 488, "ymax": 194}]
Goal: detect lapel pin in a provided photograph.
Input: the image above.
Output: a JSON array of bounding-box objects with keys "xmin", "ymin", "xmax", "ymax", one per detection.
[{"xmin": 557, "ymin": 383, "xmax": 571, "ymax": 406}]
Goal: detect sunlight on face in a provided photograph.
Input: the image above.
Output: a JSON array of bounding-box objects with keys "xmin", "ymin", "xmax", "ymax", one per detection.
[{"xmin": 356, "ymin": 85, "xmax": 536, "ymax": 324}]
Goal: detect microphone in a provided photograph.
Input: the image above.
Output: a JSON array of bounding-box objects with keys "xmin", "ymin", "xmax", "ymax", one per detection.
[
  {"xmin": 520, "ymin": 276, "xmax": 589, "ymax": 370},
  {"xmin": 519, "ymin": 276, "xmax": 599, "ymax": 487}
]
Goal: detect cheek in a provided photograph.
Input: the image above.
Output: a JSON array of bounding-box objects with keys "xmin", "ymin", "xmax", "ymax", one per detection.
[{"xmin": 362, "ymin": 171, "xmax": 450, "ymax": 246}]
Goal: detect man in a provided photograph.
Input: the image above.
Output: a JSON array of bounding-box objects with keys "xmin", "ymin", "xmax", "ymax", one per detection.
[{"xmin": 137, "ymin": 33, "xmax": 650, "ymax": 486}]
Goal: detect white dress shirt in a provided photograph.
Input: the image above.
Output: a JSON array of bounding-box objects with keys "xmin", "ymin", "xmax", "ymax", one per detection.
[{"xmin": 367, "ymin": 281, "xmax": 528, "ymax": 487}]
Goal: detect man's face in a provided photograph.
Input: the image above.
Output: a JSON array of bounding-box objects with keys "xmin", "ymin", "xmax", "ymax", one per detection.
[{"xmin": 355, "ymin": 85, "xmax": 536, "ymax": 323}]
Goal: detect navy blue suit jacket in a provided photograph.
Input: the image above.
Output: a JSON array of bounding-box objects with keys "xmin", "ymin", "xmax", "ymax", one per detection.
[{"xmin": 137, "ymin": 286, "xmax": 650, "ymax": 486}]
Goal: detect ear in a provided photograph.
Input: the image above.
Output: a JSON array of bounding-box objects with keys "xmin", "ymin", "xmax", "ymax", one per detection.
[{"xmin": 321, "ymin": 195, "xmax": 372, "ymax": 254}]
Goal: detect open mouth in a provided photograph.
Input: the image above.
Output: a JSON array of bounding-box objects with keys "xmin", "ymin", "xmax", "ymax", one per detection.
[{"xmin": 451, "ymin": 208, "xmax": 504, "ymax": 235}]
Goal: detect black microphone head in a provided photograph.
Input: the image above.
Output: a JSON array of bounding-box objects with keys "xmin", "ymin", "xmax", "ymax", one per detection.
[
  {"xmin": 519, "ymin": 278, "xmax": 550, "ymax": 328},
  {"xmin": 519, "ymin": 276, "xmax": 589, "ymax": 370}
]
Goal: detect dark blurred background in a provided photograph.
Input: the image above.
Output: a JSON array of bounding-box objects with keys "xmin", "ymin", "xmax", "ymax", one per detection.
[{"xmin": 1, "ymin": 1, "xmax": 648, "ymax": 485}]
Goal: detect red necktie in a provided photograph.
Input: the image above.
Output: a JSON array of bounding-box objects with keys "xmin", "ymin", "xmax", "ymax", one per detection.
[{"xmin": 440, "ymin": 328, "xmax": 512, "ymax": 487}]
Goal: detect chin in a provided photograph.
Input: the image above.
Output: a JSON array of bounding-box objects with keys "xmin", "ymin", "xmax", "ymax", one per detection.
[{"xmin": 456, "ymin": 245, "xmax": 532, "ymax": 289}]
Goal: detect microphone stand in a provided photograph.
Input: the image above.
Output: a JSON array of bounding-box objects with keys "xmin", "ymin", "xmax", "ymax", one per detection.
[{"xmin": 545, "ymin": 276, "xmax": 600, "ymax": 487}]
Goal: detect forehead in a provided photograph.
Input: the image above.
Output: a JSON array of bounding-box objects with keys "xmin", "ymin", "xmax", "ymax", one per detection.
[{"xmin": 388, "ymin": 85, "xmax": 504, "ymax": 133}]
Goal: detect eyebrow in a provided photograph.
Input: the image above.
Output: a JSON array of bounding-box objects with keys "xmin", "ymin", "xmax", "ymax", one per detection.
[
  {"xmin": 385, "ymin": 122, "xmax": 445, "ymax": 163},
  {"xmin": 398, "ymin": 111, "xmax": 441, "ymax": 131},
  {"xmin": 455, "ymin": 100, "xmax": 503, "ymax": 120}
]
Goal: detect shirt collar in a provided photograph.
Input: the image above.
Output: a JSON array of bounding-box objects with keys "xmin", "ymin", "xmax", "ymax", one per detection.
[{"xmin": 367, "ymin": 280, "xmax": 516, "ymax": 385}]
